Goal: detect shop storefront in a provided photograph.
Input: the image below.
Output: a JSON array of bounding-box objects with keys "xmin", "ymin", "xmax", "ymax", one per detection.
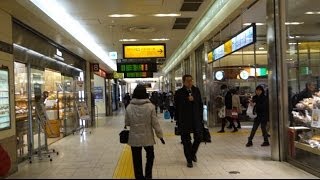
[
  {"xmin": 275, "ymin": 0, "xmax": 320, "ymax": 176},
  {"xmin": 206, "ymin": 0, "xmax": 268, "ymax": 127},
  {"xmin": 12, "ymin": 20, "xmax": 87, "ymax": 162}
]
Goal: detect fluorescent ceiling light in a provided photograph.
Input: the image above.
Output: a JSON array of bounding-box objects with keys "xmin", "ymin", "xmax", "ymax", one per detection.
[
  {"xmin": 305, "ymin": 11, "xmax": 320, "ymax": 15},
  {"xmin": 288, "ymin": 42, "xmax": 302, "ymax": 45},
  {"xmin": 119, "ymin": 39, "xmax": 139, "ymax": 42},
  {"xmin": 108, "ymin": 14, "xmax": 136, "ymax": 18},
  {"xmin": 258, "ymin": 47, "xmax": 265, "ymax": 50},
  {"xmin": 30, "ymin": 0, "xmax": 117, "ymax": 70},
  {"xmin": 150, "ymin": 38, "xmax": 170, "ymax": 41},
  {"xmin": 285, "ymin": 22, "xmax": 304, "ymax": 25},
  {"xmin": 243, "ymin": 23, "xmax": 265, "ymax": 26},
  {"xmin": 153, "ymin": 13, "xmax": 181, "ymax": 17}
]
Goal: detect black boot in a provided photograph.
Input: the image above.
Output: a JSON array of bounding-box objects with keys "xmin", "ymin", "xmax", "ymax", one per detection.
[
  {"xmin": 261, "ymin": 141, "xmax": 270, "ymax": 146},
  {"xmin": 246, "ymin": 141, "xmax": 253, "ymax": 147}
]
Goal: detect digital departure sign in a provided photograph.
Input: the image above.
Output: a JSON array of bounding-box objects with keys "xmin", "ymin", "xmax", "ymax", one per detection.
[
  {"xmin": 123, "ymin": 44, "xmax": 166, "ymax": 59},
  {"xmin": 211, "ymin": 24, "xmax": 256, "ymax": 63},
  {"xmin": 124, "ymin": 72, "xmax": 153, "ymax": 78},
  {"xmin": 117, "ymin": 62, "xmax": 157, "ymax": 73}
]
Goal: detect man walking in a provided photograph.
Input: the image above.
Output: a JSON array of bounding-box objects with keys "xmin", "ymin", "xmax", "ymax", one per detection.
[{"xmin": 175, "ymin": 74, "xmax": 203, "ymax": 168}]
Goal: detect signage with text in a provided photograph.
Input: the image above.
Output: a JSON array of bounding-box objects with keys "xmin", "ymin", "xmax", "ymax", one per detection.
[
  {"xmin": 123, "ymin": 44, "xmax": 166, "ymax": 59},
  {"xmin": 124, "ymin": 72, "xmax": 153, "ymax": 78},
  {"xmin": 211, "ymin": 24, "xmax": 256, "ymax": 63},
  {"xmin": 117, "ymin": 62, "xmax": 157, "ymax": 73}
]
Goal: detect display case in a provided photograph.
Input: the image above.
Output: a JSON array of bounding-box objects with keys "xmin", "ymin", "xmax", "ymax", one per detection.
[
  {"xmin": 290, "ymin": 93, "xmax": 320, "ymax": 170},
  {"xmin": 0, "ymin": 67, "xmax": 11, "ymax": 130}
]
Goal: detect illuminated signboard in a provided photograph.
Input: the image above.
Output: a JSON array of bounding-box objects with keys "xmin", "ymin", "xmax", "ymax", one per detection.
[
  {"xmin": 124, "ymin": 72, "xmax": 153, "ymax": 78},
  {"xmin": 123, "ymin": 44, "xmax": 166, "ymax": 59},
  {"xmin": 211, "ymin": 24, "xmax": 256, "ymax": 62},
  {"xmin": 117, "ymin": 62, "xmax": 157, "ymax": 73},
  {"xmin": 207, "ymin": 52, "xmax": 213, "ymax": 63}
]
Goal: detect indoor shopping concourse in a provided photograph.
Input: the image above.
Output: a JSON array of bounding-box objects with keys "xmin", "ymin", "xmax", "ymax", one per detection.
[
  {"xmin": 7, "ymin": 111, "xmax": 318, "ymax": 179},
  {"xmin": 1, "ymin": 0, "xmax": 320, "ymax": 179}
]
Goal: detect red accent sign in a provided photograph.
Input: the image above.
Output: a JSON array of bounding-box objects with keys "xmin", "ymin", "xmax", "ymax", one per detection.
[{"xmin": 0, "ymin": 144, "xmax": 11, "ymax": 176}]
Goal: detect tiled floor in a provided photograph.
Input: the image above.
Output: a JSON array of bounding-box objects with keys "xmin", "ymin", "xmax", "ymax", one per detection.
[{"xmin": 8, "ymin": 110, "xmax": 319, "ymax": 179}]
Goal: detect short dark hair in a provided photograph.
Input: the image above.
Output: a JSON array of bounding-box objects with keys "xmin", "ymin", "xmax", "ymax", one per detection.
[
  {"xmin": 132, "ymin": 85, "xmax": 148, "ymax": 99},
  {"xmin": 256, "ymin": 85, "xmax": 265, "ymax": 94},
  {"xmin": 220, "ymin": 84, "xmax": 227, "ymax": 90},
  {"xmin": 182, "ymin": 74, "xmax": 192, "ymax": 82}
]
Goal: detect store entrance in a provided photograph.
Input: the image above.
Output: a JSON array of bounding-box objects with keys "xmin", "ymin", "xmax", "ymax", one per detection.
[{"xmin": 14, "ymin": 62, "xmax": 81, "ymax": 162}]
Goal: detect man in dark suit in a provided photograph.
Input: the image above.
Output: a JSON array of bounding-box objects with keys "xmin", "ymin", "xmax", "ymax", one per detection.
[{"xmin": 175, "ymin": 74, "xmax": 203, "ymax": 168}]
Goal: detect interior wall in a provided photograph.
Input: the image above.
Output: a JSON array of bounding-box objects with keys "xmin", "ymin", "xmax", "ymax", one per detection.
[{"xmin": 0, "ymin": 9, "xmax": 18, "ymax": 176}]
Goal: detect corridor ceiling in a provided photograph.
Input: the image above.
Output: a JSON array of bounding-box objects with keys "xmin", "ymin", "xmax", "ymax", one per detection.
[{"xmin": 0, "ymin": 0, "xmax": 212, "ymax": 72}]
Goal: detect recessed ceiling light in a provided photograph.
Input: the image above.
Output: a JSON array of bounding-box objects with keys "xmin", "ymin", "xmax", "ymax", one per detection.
[
  {"xmin": 119, "ymin": 39, "xmax": 139, "ymax": 42},
  {"xmin": 108, "ymin": 14, "xmax": 136, "ymax": 18},
  {"xmin": 285, "ymin": 22, "xmax": 304, "ymax": 25},
  {"xmin": 243, "ymin": 23, "xmax": 265, "ymax": 26},
  {"xmin": 153, "ymin": 13, "xmax": 181, "ymax": 17},
  {"xmin": 150, "ymin": 38, "xmax": 170, "ymax": 41}
]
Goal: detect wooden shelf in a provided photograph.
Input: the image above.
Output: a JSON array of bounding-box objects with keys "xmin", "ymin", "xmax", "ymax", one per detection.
[{"xmin": 294, "ymin": 141, "xmax": 320, "ymax": 156}]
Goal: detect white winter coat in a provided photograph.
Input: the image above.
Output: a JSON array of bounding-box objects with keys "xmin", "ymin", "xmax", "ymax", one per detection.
[{"xmin": 125, "ymin": 98, "xmax": 163, "ymax": 147}]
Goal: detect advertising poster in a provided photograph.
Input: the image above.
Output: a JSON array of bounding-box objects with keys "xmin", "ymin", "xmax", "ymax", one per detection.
[{"xmin": 93, "ymin": 87, "xmax": 103, "ymax": 101}]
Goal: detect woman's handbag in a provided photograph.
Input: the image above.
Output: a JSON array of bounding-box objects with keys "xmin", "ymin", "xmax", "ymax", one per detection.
[
  {"xmin": 218, "ymin": 106, "xmax": 226, "ymax": 118},
  {"xmin": 231, "ymin": 108, "xmax": 238, "ymax": 119},
  {"xmin": 119, "ymin": 127, "xmax": 129, "ymax": 144},
  {"xmin": 246, "ymin": 104, "xmax": 257, "ymax": 119}
]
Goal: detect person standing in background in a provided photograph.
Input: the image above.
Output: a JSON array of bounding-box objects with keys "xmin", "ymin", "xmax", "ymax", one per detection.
[
  {"xmin": 165, "ymin": 91, "xmax": 175, "ymax": 122},
  {"xmin": 175, "ymin": 74, "xmax": 203, "ymax": 168},
  {"xmin": 123, "ymin": 93, "xmax": 131, "ymax": 109},
  {"xmin": 246, "ymin": 85, "xmax": 269, "ymax": 147},
  {"xmin": 223, "ymin": 86, "xmax": 238, "ymax": 132},
  {"xmin": 232, "ymin": 88, "xmax": 242, "ymax": 129},
  {"xmin": 125, "ymin": 85, "xmax": 165, "ymax": 179},
  {"xmin": 150, "ymin": 92, "xmax": 159, "ymax": 114}
]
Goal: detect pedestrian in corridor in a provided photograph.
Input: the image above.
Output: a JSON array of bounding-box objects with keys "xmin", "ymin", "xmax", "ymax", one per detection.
[
  {"xmin": 125, "ymin": 85, "xmax": 165, "ymax": 179},
  {"xmin": 246, "ymin": 85, "xmax": 269, "ymax": 147},
  {"xmin": 175, "ymin": 74, "xmax": 204, "ymax": 168}
]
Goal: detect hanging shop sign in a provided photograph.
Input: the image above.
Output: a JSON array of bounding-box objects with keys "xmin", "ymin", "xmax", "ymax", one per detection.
[
  {"xmin": 124, "ymin": 72, "xmax": 153, "ymax": 78},
  {"xmin": 117, "ymin": 62, "xmax": 157, "ymax": 73},
  {"xmin": 207, "ymin": 52, "xmax": 213, "ymax": 63},
  {"xmin": 123, "ymin": 44, "xmax": 166, "ymax": 59},
  {"xmin": 239, "ymin": 70, "xmax": 249, "ymax": 80},
  {"xmin": 211, "ymin": 23, "xmax": 256, "ymax": 62},
  {"xmin": 109, "ymin": 51, "xmax": 118, "ymax": 60},
  {"xmin": 113, "ymin": 72, "xmax": 124, "ymax": 79},
  {"xmin": 215, "ymin": 71, "xmax": 224, "ymax": 81},
  {"xmin": 91, "ymin": 63, "xmax": 100, "ymax": 72}
]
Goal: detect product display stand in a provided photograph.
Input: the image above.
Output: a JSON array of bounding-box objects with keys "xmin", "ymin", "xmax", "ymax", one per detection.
[
  {"xmin": 28, "ymin": 101, "xmax": 59, "ymax": 163},
  {"xmin": 73, "ymin": 101, "xmax": 92, "ymax": 136}
]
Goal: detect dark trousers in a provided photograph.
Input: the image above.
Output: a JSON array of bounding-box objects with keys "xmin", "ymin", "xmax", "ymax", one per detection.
[
  {"xmin": 168, "ymin": 106, "xmax": 175, "ymax": 119},
  {"xmin": 181, "ymin": 131, "xmax": 202, "ymax": 163},
  {"xmin": 131, "ymin": 146, "xmax": 154, "ymax": 179},
  {"xmin": 221, "ymin": 117, "xmax": 237, "ymax": 130},
  {"xmin": 248, "ymin": 116, "xmax": 269, "ymax": 142}
]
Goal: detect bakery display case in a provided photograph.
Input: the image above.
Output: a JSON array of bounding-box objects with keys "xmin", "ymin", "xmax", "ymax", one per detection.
[
  {"xmin": 290, "ymin": 92, "xmax": 320, "ymax": 170},
  {"xmin": 0, "ymin": 67, "xmax": 11, "ymax": 130}
]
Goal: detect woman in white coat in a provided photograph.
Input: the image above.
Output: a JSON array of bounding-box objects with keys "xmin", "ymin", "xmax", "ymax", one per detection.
[{"xmin": 125, "ymin": 85, "xmax": 165, "ymax": 179}]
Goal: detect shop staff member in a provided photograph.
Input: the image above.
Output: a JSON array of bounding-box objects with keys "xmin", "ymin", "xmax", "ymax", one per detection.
[{"xmin": 175, "ymin": 74, "xmax": 204, "ymax": 168}]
